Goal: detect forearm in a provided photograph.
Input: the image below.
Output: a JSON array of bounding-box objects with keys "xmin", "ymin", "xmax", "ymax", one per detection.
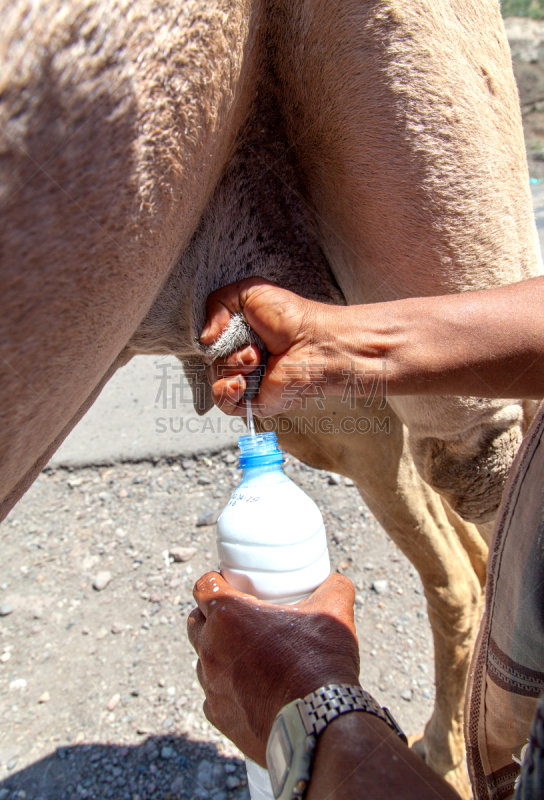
[
  {"xmin": 305, "ymin": 713, "xmax": 460, "ymax": 800},
  {"xmin": 323, "ymin": 276, "xmax": 544, "ymax": 399}
]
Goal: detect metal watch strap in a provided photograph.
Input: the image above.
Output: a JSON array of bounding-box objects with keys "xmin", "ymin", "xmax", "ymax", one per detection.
[
  {"xmin": 296, "ymin": 683, "xmax": 408, "ymax": 744},
  {"xmin": 267, "ymin": 684, "xmax": 408, "ymax": 800}
]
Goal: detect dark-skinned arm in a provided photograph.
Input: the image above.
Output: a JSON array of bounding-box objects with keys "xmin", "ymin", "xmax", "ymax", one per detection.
[
  {"xmin": 200, "ymin": 276, "xmax": 544, "ymax": 416},
  {"xmin": 306, "ymin": 712, "xmax": 460, "ymax": 800}
]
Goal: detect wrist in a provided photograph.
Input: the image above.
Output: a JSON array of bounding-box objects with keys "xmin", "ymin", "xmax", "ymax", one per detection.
[
  {"xmin": 315, "ymin": 303, "xmax": 401, "ymax": 397},
  {"xmin": 306, "ymin": 710, "xmax": 461, "ymax": 800},
  {"xmin": 266, "ymin": 684, "xmax": 407, "ymax": 800}
]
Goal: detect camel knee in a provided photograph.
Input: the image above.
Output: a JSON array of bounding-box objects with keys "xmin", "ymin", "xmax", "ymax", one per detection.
[{"xmin": 410, "ymin": 423, "xmax": 523, "ymax": 524}]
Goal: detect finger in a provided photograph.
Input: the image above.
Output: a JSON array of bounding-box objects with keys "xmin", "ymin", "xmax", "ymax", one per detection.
[
  {"xmin": 223, "ymin": 345, "xmax": 261, "ymax": 371},
  {"xmin": 211, "ymin": 376, "xmax": 247, "ymax": 414},
  {"xmin": 209, "ymin": 346, "xmax": 261, "ymax": 383},
  {"xmin": 187, "ymin": 607, "xmax": 206, "ymax": 650},
  {"xmin": 196, "ymin": 657, "xmax": 206, "ymax": 691},
  {"xmin": 202, "ymin": 698, "xmax": 216, "ymax": 728},
  {"xmin": 193, "ymin": 571, "xmax": 257, "ymax": 617}
]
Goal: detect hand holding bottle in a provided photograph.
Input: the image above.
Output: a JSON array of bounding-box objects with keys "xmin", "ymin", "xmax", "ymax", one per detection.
[{"xmin": 187, "ymin": 571, "xmax": 360, "ymax": 767}]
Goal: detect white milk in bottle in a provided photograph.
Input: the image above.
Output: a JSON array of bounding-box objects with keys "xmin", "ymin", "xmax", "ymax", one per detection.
[{"xmin": 216, "ymin": 424, "xmax": 330, "ymax": 800}]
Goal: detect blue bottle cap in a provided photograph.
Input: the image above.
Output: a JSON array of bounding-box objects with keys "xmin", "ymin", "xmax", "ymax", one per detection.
[{"xmin": 238, "ymin": 431, "xmax": 284, "ymax": 469}]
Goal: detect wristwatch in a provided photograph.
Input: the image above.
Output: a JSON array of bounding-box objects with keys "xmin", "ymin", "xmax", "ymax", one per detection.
[{"xmin": 266, "ymin": 683, "xmax": 407, "ymax": 800}]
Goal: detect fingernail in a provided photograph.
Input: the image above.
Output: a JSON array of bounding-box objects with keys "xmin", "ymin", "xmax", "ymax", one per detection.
[
  {"xmin": 227, "ymin": 376, "xmax": 244, "ymax": 393},
  {"xmin": 200, "ymin": 323, "xmax": 211, "ymax": 341},
  {"xmin": 239, "ymin": 347, "xmax": 257, "ymax": 364}
]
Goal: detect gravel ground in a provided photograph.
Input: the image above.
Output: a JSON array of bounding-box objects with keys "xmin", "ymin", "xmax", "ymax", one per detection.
[{"xmin": 0, "ymin": 449, "xmax": 434, "ymax": 800}]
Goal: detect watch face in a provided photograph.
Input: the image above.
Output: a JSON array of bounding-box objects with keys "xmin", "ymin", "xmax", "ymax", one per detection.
[{"xmin": 267, "ymin": 716, "xmax": 293, "ymax": 798}]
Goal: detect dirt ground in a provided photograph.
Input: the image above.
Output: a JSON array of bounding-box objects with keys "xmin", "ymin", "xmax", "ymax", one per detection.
[{"xmin": 0, "ymin": 453, "xmax": 434, "ymax": 800}]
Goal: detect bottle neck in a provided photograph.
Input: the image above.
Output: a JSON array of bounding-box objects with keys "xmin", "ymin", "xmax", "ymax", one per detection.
[{"xmin": 240, "ymin": 461, "xmax": 286, "ymax": 483}]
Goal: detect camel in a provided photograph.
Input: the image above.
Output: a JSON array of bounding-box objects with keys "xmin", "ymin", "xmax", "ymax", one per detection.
[{"xmin": 1, "ymin": 2, "xmax": 541, "ymax": 795}]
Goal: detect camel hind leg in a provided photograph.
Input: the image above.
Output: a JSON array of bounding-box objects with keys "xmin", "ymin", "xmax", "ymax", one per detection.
[{"xmin": 262, "ymin": 397, "xmax": 487, "ymax": 800}]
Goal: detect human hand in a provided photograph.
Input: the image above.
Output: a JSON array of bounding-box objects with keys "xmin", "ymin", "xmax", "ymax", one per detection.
[
  {"xmin": 200, "ymin": 278, "xmax": 346, "ymax": 416},
  {"xmin": 187, "ymin": 572, "xmax": 360, "ymax": 766}
]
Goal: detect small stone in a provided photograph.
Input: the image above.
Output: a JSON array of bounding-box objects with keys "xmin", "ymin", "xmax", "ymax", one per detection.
[
  {"xmin": 171, "ymin": 776, "xmax": 184, "ymax": 793},
  {"xmin": 67, "ymin": 476, "xmax": 83, "ymax": 488},
  {"xmin": 92, "ymin": 571, "xmax": 112, "ymax": 591},
  {"xmin": 196, "ymin": 508, "xmax": 220, "ymax": 527},
  {"xmin": 225, "ymin": 776, "xmax": 241, "ymax": 790},
  {"xmin": 96, "ymin": 627, "xmax": 108, "ymax": 640},
  {"xmin": 38, "ymin": 690, "xmax": 50, "ymax": 703},
  {"xmin": 337, "ymin": 560, "xmax": 350, "ymax": 571},
  {"xmin": 9, "ymin": 678, "xmax": 26, "ymax": 691},
  {"xmin": 6, "ymin": 758, "xmax": 17, "ymax": 771},
  {"xmin": 372, "ymin": 580, "xmax": 389, "ymax": 595},
  {"xmin": 106, "ymin": 693, "xmax": 120, "ymax": 711},
  {"xmin": 175, "ymin": 696, "xmax": 188, "ymax": 708},
  {"xmin": 345, "ymin": 478, "xmax": 355, "ymax": 487},
  {"xmin": 81, "ymin": 627, "xmax": 90, "ymax": 635},
  {"xmin": 0, "ymin": 603, "xmax": 13, "ymax": 617},
  {"xmin": 224, "ymin": 763, "xmax": 236, "ymax": 774},
  {"xmin": 0, "ymin": 652, "xmax": 11, "ymax": 663},
  {"xmin": 327, "ymin": 472, "xmax": 342, "ymax": 485},
  {"xmin": 224, "ymin": 453, "xmax": 236, "ymax": 464},
  {"xmin": 401, "ymin": 689, "xmax": 412, "ymax": 702},
  {"xmin": 169, "ymin": 547, "xmax": 197, "ymax": 563},
  {"xmin": 197, "ymin": 476, "xmax": 211, "ymax": 485},
  {"xmin": 158, "ymin": 678, "xmax": 166, "ymax": 687},
  {"xmin": 355, "ymin": 595, "xmax": 365, "ymax": 607},
  {"xmin": 111, "ymin": 622, "xmax": 125, "ymax": 634},
  {"xmin": 212, "ymin": 763, "xmax": 225, "ymax": 786},
  {"xmin": 197, "ymin": 760, "xmax": 213, "ymax": 787},
  {"xmin": 161, "ymin": 745, "xmax": 174, "ymax": 759}
]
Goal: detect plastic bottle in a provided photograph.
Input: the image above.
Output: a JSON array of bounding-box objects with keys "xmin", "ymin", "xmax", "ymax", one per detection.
[{"xmin": 216, "ymin": 429, "xmax": 331, "ymax": 800}]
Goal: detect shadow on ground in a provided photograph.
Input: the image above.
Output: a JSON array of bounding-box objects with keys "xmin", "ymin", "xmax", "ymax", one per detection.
[{"xmin": 0, "ymin": 734, "xmax": 248, "ymax": 800}]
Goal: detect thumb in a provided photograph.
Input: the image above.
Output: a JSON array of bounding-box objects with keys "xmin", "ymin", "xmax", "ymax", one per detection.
[
  {"xmin": 200, "ymin": 278, "xmax": 279, "ymax": 344},
  {"xmin": 201, "ymin": 278, "xmax": 309, "ymax": 356}
]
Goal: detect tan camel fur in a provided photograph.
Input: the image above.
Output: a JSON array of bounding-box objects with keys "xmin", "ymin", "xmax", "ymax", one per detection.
[{"xmin": 1, "ymin": 2, "xmax": 542, "ymax": 796}]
